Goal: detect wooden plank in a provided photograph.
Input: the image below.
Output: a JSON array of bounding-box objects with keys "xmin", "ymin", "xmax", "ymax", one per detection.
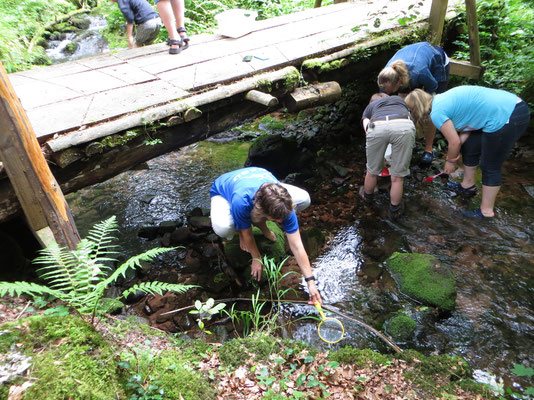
[
  {"xmin": 0, "ymin": 63, "xmax": 80, "ymax": 249},
  {"xmin": 11, "ymin": 80, "xmax": 81, "ymax": 110},
  {"xmin": 449, "ymin": 59, "xmax": 481, "ymax": 79}
]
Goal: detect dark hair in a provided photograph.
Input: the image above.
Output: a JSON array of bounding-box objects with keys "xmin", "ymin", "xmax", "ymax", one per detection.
[
  {"xmin": 370, "ymin": 92, "xmax": 389, "ymax": 103},
  {"xmin": 253, "ymin": 183, "xmax": 294, "ymax": 221}
]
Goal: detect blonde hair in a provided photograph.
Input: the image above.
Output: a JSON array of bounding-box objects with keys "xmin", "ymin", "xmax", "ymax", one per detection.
[
  {"xmin": 251, "ymin": 183, "xmax": 294, "ymax": 222},
  {"xmin": 377, "ymin": 60, "xmax": 410, "ymax": 92},
  {"xmin": 405, "ymin": 89, "xmax": 434, "ymax": 127}
]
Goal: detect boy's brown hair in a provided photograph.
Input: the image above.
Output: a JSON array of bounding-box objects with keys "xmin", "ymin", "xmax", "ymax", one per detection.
[{"xmin": 252, "ymin": 183, "xmax": 294, "ymax": 221}]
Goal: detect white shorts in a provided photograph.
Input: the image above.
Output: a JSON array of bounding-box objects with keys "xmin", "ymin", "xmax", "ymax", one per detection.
[{"xmin": 210, "ymin": 183, "xmax": 311, "ymax": 240}]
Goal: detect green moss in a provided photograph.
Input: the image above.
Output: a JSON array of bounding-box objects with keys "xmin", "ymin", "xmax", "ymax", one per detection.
[
  {"xmin": 0, "ymin": 315, "xmax": 106, "ymax": 354},
  {"xmin": 100, "ymin": 129, "xmax": 141, "ymax": 148},
  {"xmin": 328, "ymin": 347, "xmax": 391, "ymax": 367},
  {"xmin": 385, "ymin": 313, "xmax": 416, "ymax": 341},
  {"xmin": 224, "ymin": 221, "xmax": 286, "ymax": 270},
  {"xmin": 219, "ymin": 334, "xmax": 281, "ymax": 368},
  {"xmin": 385, "ymin": 252, "xmax": 456, "ymax": 312},
  {"xmin": 259, "ymin": 115, "xmax": 286, "ymax": 130},
  {"xmin": 283, "ymin": 67, "xmax": 302, "ymax": 90},
  {"xmin": 148, "ymin": 350, "xmax": 217, "ymax": 400},
  {"xmin": 0, "ymin": 315, "xmax": 123, "ymax": 400},
  {"xmin": 25, "ymin": 345, "xmax": 123, "ymax": 400},
  {"xmin": 395, "ymin": 350, "xmax": 488, "ymax": 397},
  {"xmin": 193, "ymin": 141, "xmax": 251, "ymax": 173},
  {"xmin": 64, "ymin": 41, "xmax": 78, "ymax": 54}
]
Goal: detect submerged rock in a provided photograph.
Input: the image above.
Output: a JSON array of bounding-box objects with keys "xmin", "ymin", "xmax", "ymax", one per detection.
[
  {"xmin": 385, "ymin": 252, "xmax": 456, "ymax": 312},
  {"xmin": 384, "ymin": 313, "xmax": 417, "ymax": 342}
]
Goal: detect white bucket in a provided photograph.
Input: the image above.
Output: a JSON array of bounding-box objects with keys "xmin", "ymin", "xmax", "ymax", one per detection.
[{"xmin": 215, "ymin": 9, "xmax": 258, "ymax": 38}]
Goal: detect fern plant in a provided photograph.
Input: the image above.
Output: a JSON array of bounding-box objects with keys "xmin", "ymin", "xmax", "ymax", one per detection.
[{"xmin": 0, "ymin": 216, "xmax": 196, "ymax": 324}]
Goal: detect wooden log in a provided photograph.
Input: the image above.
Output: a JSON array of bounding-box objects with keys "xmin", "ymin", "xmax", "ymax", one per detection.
[
  {"xmin": 45, "ymin": 66, "xmax": 300, "ymax": 153},
  {"xmin": 245, "ymin": 90, "xmax": 279, "ymax": 107},
  {"xmin": 0, "ymin": 63, "xmax": 80, "ymax": 249},
  {"xmin": 449, "ymin": 59, "xmax": 481, "ymax": 79},
  {"xmin": 314, "ymin": 0, "xmax": 322, "ymax": 7},
  {"xmin": 286, "ymin": 81, "xmax": 342, "ymax": 112}
]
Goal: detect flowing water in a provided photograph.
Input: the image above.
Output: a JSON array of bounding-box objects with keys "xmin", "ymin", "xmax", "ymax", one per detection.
[
  {"xmin": 66, "ymin": 132, "xmax": 534, "ymax": 390},
  {"xmin": 46, "ymin": 15, "xmax": 109, "ymax": 64}
]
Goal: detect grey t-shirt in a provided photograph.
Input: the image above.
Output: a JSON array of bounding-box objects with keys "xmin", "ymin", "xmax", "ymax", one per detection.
[{"xmin": 361, "ymin": 96, "xmax": 411, "ymax": 126}]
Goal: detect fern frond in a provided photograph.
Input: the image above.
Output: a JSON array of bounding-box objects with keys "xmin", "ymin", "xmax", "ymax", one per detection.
[
  {"xmin": 0, "ymin": 281, "xmax": 62, "ymax": 298},
  {"xmin": 34, "ymin": 242, "xmax": 81, "ymax": 293},
  {"xmin": 121, "ymin": 282, "xmax": 198, "ymax": 298},
  {"xmin": 84, "ymin": 216, "xmax": 120, "ymax": 260},
  {"xmin": 95, "ymin": 247, "xmax": 177, "ymax": 292}
]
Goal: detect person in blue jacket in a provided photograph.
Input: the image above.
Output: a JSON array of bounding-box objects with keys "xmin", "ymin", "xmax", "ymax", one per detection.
[
  {"xmin": 210, "ymin": 167, "xmax": 322, "ymax": 304},
  {"xmin": 378, "ymin": 42, "xmax": 450, "ymax": 165},
  {"xmin": 405, "ymin": 86, "xmax": 530, "ymax": 219},
  {"xmin": 110, "ymin": 0, "xmax": 161, "ymax": 48}
]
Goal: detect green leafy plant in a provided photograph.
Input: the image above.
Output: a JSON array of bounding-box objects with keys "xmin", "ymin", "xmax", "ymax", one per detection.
[
  {"xmin": 0, "ymin": 216, "xmax": 197, "ymax": 324},
  {"xmin": 189, "ymin": 298, "xmax": 226, "ymax": 333}
]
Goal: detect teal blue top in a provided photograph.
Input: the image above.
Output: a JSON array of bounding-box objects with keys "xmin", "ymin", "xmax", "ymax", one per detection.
[{"xmin": 431, "ymin": 86, "xmax": 518, "ymax": 133}]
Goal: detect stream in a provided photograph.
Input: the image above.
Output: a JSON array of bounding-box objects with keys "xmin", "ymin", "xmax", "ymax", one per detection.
[{"xmin": 65, "ymin": 115, "xmax": 534, "ymax": 391}]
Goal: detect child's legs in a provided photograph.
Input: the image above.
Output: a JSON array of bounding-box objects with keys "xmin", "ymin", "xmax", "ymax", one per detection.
[
  {"xmin": 388, "ymin": 120, "xmax": 415, "ymax": 177},
  {"xmin": 365, "ymin": 122, "xmax": 390, "ymax": 176},
  {"xmin": 390, "ymin": 176, "xmax": 404, "ymax": 206},
  {"xmin": 210, "ymin": 195, "xmax": 235, "ymax": 240},
  {"xmin": 280, "ymin": 183, "xmax": 310, "ymax": 212}
]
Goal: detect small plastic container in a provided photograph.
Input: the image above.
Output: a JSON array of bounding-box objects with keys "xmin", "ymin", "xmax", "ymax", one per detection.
[{"xmin": 215, "ymin": 9, "xmax": 258, "ymax": 38}]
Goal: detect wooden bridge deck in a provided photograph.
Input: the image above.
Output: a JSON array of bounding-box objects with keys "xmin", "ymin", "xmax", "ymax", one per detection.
[{"xmin": 8, "ymin": 0, "xmax": 446, "ymax": 147}]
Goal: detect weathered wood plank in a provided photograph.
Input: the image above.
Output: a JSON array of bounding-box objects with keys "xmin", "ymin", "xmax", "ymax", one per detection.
[
  {"xmin": 449, "ymin": 59, "xmax": 481, "ymax": 78},
  {"xmin": 0, "ymin": 63, "xmax": 80, "ymax": 249}
]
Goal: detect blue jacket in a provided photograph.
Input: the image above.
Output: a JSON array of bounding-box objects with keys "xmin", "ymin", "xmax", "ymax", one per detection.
[{"xmin": 386, "ymin": 42, "xmax": 448, "ymax": 93}]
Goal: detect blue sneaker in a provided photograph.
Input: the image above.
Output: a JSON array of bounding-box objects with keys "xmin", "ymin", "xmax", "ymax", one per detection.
[
  {"xmin": 447, "ymin": 181, "xmax": 478, "ymax": 197},
  {"xmin": 461, "ymin": 208, "xmax": 493, "ymax": 219},
  {"xmin": 420, "ymin": 151, "xmax": 433, "ymax": 165}
]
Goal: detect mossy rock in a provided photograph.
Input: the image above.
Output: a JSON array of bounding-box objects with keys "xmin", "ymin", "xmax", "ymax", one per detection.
[
  {"xmin": 384, "ymin": 313, "xmax": 417, "ymax": 342},
  {"xmin": 0, "ymin": 315, "xmax": 124, "ymax": 400},
  {"xmin": 219, "ymin": 334, "xmax": 281, "ymax": 368},
  {"xmin": 385, "ymin": 252, "xmax": 456, "ymax": 312},
  {"xmin": 64, "ymin": 41, "xmax": 78, "ymax": 55},
  {"xmin": 224, "ymin": 221, "xmax": 286, "ymax": 272}
]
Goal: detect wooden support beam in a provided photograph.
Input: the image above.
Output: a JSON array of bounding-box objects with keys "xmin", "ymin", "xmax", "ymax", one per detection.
[
  {"xmin": 0, "ymin": 63, "xmax": 80, "ymax": 249},
  {"xmin": 314, "ymin": 0, "xmax": 323, "ymax": 8},
  {"xmin": 465, "ymin": 0, "xmax": 481, "ymax": 67},
  {"xmin": 427, "ymin": 0, "xmax": 448, "ymax": 45},
  {"xmin": 449, "ymin": 59, "xmax": 482, "ymax": 79}
]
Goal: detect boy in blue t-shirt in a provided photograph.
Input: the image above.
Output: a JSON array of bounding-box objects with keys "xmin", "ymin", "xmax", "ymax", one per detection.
[{"xmin": 210, "ymin": 167, "xmax": 321, "ymax": 304}]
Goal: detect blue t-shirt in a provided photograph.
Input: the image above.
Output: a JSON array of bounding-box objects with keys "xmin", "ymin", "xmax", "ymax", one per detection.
[
  {"xmin": 431, "ymin": 86, "xmax": 518, "ymax": 133},
  {"xmin": 210, "ymin": 167, "xmax": 299, "ymax": 233}
]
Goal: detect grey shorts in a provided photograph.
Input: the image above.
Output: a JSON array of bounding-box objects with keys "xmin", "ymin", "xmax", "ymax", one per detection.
[
  {"xmin": 366, "ymin": 119, "xmax": 415, "ymax": 177},
  {"xmin": 136, "ymin": 17, "xmax": 162, "ymax": 46}
]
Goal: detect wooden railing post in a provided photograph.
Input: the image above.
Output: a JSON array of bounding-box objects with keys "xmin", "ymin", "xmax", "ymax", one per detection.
[
  {"xmin": 0, "ymin": 63, "xmax": 80, "ymax": 249},
  {"xmin": 464, "ymin": 0, "xmax": 481, "ymax": 67},
  {"xmin": 427, "ymin": 0, "xmax": 448, "ymax": 45}
]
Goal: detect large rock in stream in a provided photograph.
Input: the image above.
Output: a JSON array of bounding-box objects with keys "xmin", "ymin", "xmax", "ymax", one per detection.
[{"xmin": 385, "ymin": 252, "xmax": 456, "ymax": 312}]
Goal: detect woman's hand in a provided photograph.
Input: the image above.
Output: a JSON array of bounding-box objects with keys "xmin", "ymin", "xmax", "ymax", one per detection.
[
  {"xmin": 307, "ymin": 281, "xmax": 322, "ymax": 305},
  {"xmin": 251, "ymin": 259, "xmax": 262, "ymax": 281}
]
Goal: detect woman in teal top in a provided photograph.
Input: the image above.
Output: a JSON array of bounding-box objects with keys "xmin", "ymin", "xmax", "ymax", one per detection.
[{"xmin": 406, "ymin": 86, "xmax": 530, "ymax": 219}]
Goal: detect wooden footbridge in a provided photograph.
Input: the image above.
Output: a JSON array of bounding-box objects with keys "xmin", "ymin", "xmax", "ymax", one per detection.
[{"xmin": 0, "ymin": 0, "xmax": 480, "ymax": 247}]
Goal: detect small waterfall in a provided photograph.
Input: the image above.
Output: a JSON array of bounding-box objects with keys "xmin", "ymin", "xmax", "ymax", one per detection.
[{"xmin": 46, "ymin": 15, "xmax": 109, "ymax": 64}]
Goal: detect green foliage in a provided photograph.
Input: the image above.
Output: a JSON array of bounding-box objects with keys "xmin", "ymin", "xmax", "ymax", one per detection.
[
  {"xmin": 0, "ymin": 216, "xmax": 196, "ymax": 324},
  {"xmin": 190, "ymin": 298, "xmax": 226, "ymax": 331},
  {"xmin": 451, "ymin": 0, "xmax": 534, "ymax": 98},
  {"xmin": 119, "ymin": 347, "xmax": 216, "ymax": 400},
  {"xmin": 0, "ymin": 0, "xmax": 75, "ymax": 72}
]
